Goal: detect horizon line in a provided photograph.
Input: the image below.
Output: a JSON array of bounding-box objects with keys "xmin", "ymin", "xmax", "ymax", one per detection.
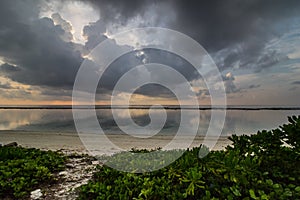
[{"xmin": 1, "ymin": 105, "xmax": 300, "ymax": 110}]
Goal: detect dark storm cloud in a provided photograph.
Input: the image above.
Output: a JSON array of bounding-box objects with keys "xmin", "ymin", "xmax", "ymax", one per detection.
[
  {"xmin": 292, "ymin": 81, "xmax": 300, "ymax": 85},
  {"xmin": 133, "ymin": 84, "xmax": 176, "ymax": 99},
  {"xmin": 84, "ymin": 0, "xmax": 300, "ymax": 72},
  {"xmin": 84, "ymin": 0, "xmax": 300, "ymax": 49},
  {"xmin": 0, "ymin": 63, "xmax": 21, "ymax": 72},
  {"xmin": 83, "ymin": 0, "xmax": 152, "ymax": 23},
  {"xmin": 171, "ymin": 0, "xmax": 300, "ymax": 51},
  {"xmin": 0, "ymin": 0, "xmax": 83, "ymax": 89},
  {"xmin": 1, "ymin": 0, "xmax": 300, "ymax": 101},
  {"xmin": 51, "ymin": 13, "xmax": 74, "ymax": 41},
  {"xmin": 172, "ymin": 0, "xmax": 298, "ymax": 72},
  {"xmin": 83, "ymin": 19, "xmax": 108, "ymax": 51},
  {"xmin": 96, "ymin": 48, "xmax": 200, "ymax": 98}
]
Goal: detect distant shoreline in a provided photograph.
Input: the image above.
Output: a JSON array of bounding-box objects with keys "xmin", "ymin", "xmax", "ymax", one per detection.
[{"xmin": 1, "ymin": 105, "xmax": 300, "ymax": 110}]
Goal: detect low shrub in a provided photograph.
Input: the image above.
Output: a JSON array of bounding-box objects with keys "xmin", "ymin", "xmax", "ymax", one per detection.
[
  {"xmin": 0, "ymin": 146, "xmax": 66, "ymax": 198},
  {"xmin": 78, "ymin": 116, "xmax": 300, "ymax": 200}
]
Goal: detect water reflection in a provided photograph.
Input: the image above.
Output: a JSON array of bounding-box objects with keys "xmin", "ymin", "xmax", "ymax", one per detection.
[
  {"xmin": 0, "ymin": 109, "xmax": 299, "ymax": 136},
  {"xmin": 0, "ymin": 110, "xmax": 46, "ymax": 130}
]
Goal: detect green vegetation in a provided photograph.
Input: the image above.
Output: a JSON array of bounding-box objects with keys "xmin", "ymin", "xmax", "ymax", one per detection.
[
  {"xmin": 78, "ymin": 116, "xmax": 300, "ymax": 200},
  {"xmin": 0, "ymin": 146, "xmax": 66, "ymax": 199}
]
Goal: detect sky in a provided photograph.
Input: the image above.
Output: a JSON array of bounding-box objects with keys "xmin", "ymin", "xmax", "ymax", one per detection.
[{"xmin": 0, "ymin": 0, "xmax": 300, "ymax": 106}]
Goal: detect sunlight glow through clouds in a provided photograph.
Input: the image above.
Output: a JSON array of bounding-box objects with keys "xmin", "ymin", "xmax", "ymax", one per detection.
[{"xmin": 40, "ymin": 1, "xmax": 99, "ymax": 44}]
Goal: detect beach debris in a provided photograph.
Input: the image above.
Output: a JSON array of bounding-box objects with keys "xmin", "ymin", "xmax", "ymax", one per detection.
[
  {"xmin": 4, "ymin": 142, "xmax": 18, "ymax": 147},
  {"xmin": 30, "ymin": 189, "xmax": 43, "ymax": 199}
]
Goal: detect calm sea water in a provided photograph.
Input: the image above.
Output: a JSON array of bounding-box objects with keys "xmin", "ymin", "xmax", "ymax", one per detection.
[{"xmin": 0, "ymin": 108, "xmax": 300, "ymax": 136}]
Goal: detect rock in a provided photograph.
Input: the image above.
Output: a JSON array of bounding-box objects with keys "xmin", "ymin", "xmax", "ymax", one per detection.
[
  {"xmin": 73, "ymin": 183, "xmax": 83, "ymax": 189},
  {"xmin": 92, "ymin": 160, "xmax": 100, "ymax": 165},
  {"xmin": 4, "ymin": 142, "xmax": 18, "ymax": 147},
  {"xmin": 30, "ymin": 189, "xmax": 42, "ymax": 199},
  {"xmin": 65, "ymin": 163, "xmax": 74, "ymax": 168},
  {"xmin": 58, "ymin": 189, "xmax": 66, "ymax": 195},
  {"xmin": 58, "ymin": 171, "xmax": 68, "ymax": 176}
]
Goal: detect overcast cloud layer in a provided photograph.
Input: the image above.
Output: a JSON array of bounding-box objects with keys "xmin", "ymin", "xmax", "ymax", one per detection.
[{"xmin": 0, "ymin": 0, "xmax": 300, "ymax": 105}]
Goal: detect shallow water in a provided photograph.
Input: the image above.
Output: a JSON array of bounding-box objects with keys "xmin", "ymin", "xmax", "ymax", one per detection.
[{"xmin": 0, "ymin": 108, "xmax": 299, "ymax": 136}]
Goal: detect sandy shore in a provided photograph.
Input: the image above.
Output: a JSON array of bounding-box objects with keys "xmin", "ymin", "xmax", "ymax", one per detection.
[{"xmin": 0, "ymin": 130, "xmax": 231, "ymax": 155}]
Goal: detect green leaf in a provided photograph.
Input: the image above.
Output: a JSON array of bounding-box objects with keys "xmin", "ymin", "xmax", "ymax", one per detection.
[{"xmin": 249, "ymin": 189, "xmax": 257, "ymax": 199}]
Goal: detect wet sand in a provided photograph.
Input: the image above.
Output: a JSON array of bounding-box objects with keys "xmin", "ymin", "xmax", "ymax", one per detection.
[{"xmin": 0, "ymin": 130, "xmax": 231, "ymax": 155}]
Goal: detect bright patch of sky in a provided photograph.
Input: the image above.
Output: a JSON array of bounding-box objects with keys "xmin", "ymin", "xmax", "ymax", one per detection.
[{"xmin": 40, "ymin": 1, "xmax": 99, "ymax": 44}]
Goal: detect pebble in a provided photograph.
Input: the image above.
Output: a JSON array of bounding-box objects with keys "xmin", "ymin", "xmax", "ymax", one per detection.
[
  {"xmin": 30, "ymin": 189, "xmax": 43, "ymax": 199},
  {"xmin": 92, "ymin": 160, "xmax": 100, "ymax": 165},
  {"xmin": 4, "ymin": 142, "xmax": 18, "ymax": 147},
  {"xmin": 65, "ymin": 163, "xmax": 74, "ymax": 168},
  {"xmin": 58, "ymin": 171, "xmax": 68, "ymax": 176}
]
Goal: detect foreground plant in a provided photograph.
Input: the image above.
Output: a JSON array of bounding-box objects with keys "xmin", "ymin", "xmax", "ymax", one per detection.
[
  {"xmin": 0, "ymin": 146, "xmax": 66, "ymax": 198},
  {"xmin": 78, "ymin": 116, "xmax": 300, "ymax": 200}
]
